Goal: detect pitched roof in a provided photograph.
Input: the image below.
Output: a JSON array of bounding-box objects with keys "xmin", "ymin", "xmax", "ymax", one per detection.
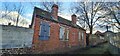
[
  {"xmin": 30, "ymin": 7, "xmax": 85, "ymax": 31},
  {"xmin": 95, "ymin": 31, "xmax": 102, "ymax": 35},
  {"xmin": 103, "ymin": 31, "xmax": 114, "ymax": 34}
]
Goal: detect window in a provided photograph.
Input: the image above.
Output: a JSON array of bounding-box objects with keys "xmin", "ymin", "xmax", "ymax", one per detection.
[
  {"xmin": 59, "ymin": 26, "xmax": 69, "ymax": 41},
  {"xmin": 66, "ymin": 29, "xmax": 69, "ymax": 40},
  {"xmin": 59, "ymin": 26, "xmax": 65, "ymax": 40},
  {"xmin": 78, "ymin": 31, "xmax": 81, "ymax": 41},
  {"xmin": 81, "ymin": 32, "xmax": 84, "ymax": 40},
  {"xmin": 39, "ymin": 21, "xmax": 50, "ymax": 40}
]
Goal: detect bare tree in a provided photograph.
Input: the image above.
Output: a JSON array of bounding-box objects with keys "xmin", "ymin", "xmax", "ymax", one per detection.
[
  {"xmin": 71, "ymin": 2, "xmax": 105, "ymax": 34},
  {"xmin": 1, "ymin": 2, "xmax": 28, "ymax": 27},
  {"xmin": 13, "ymin": 2, "xmax": 25, "ymax": 26},
  {"xmin": 1, "ymin": 3, "xmax": 12, "ymax": 18},
  {"xmin": 1, "ymin": 3, "xmax": 15, "ymax": 25},
  {"xmin": 30, "ymin": 2, "xmax": 63, "ymax": 13},
  {"xmin": 103, "ymin": 2, "xmax": 120, "ymax": 30}
]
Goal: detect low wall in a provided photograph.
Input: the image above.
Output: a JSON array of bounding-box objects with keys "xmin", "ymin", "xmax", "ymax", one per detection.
[
  {"xmin": 108, "ymin": 43, "xmax": 120, "ymax": 55},
  {"xmin": 1, "ymin": 47, "xmax": 33, "ymax": 54}
]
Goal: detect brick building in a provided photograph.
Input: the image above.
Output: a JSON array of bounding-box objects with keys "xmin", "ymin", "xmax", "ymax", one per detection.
[{"xmin": 30, "ymin": 4, "xmax": 86, "ymax": 53}]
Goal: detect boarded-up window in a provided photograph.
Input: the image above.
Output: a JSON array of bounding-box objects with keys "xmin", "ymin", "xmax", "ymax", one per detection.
[{"xmin": 39, "ymin": 21, "xmax": 50, "ymax": 40}]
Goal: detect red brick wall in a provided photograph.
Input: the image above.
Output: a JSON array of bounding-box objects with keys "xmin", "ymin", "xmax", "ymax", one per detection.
[{"xmin": 32, "ymin": 17, "xmax": 86, "ymax": 52}]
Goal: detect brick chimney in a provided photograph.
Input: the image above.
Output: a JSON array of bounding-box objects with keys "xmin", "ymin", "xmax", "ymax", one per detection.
[
  {"xmin": 51, "ymin": 4, "xmax": 58, "ymax": 21},
  {"xmin": 71, "ymin": 14, "xmax": 77, "ymax": 25}
]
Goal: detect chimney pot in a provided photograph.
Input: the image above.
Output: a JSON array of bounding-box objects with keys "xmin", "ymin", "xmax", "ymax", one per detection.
[
  {"xmin": 71, "ymin": 14, "xmax": 77, "ymax": 25},
  {"xmin": 51, "ymin": 4, "xmax": 58, "ymax": 20},
  {"xmin": 52, "ymin": 4, "xmax": 58, "ymax": 9}
]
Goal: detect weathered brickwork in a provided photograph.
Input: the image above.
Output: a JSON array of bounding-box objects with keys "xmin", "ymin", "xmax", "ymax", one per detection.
[
  {"xmin": 32, "ymin": 17, "xmax": 86, "ymax": 53},
  {"xmin": 30, "ymin": 4, "xmax": 86, "ymax": 53}
]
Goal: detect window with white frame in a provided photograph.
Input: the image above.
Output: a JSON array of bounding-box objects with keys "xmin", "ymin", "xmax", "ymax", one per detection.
[
  {"xmin": 81, "ymin": 32, "xmax": 84, "ymax": 40},
  {"xmin": 78, "ymin": 31, "xmax": 81, "ymax": 40},
  {"xmin": 59, "ymin": 26, "xmax": 65, "ymax": 40},
  {"xmin": 59, "ymin": 26, "xmax": 69, "ymax": 41},
  {"xmin": 66, "ymin": 29, "xmax": 69, "ymax": 40}
]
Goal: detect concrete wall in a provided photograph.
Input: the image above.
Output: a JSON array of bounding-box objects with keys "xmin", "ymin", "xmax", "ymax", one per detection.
[
  {"xmin": 109, "ymin": 43, "xmax": 120, "ymax": 55},
  {"xmin": 108, "ymin": 32, "xmax": 120, "ymax": 55},
  {"xmin": 0, "ymin": 25, "xmax": 33, "ymax": 49},
  {"xmin": 109, "ymin": 33, "xmax": 120, "ymax": 48}
]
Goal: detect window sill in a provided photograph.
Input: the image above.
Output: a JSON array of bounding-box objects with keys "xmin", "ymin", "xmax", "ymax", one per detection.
[{"xmin": 60, "ymin": 40, "xmax": 69, "ymax": 41}]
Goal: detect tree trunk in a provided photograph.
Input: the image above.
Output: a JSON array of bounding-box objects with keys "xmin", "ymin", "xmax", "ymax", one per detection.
[
  {"xmin": 16, "ymin": 15, "xmax": 19, "ymax": 26},
  {"xmin": 90, "ymin": 28, "xmax": 93, "ymax": 34},
  {"xmin": 86, "ymin": 26, "xmax": 93, "ymax": 46},
  {"xmin": 86, "ymin": 35, "xmax": 89, "ymax": 46},
  {"xmin": 89, "ymin": 25, "xmax": 93, "ymax": 34}
]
